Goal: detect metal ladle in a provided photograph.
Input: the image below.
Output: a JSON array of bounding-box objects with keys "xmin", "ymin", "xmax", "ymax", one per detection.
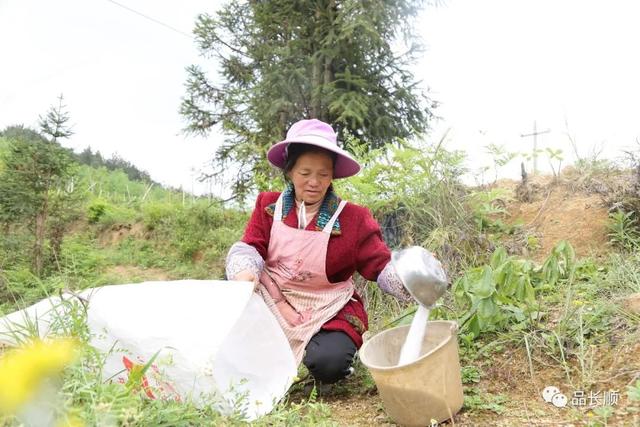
[
  {"xmin": 392, "ymin": 246, "xmax": 448, "ymax": 309},
  {"xmin": 391, "ymin": 246, "xmax": 448, "ymax": 365}
]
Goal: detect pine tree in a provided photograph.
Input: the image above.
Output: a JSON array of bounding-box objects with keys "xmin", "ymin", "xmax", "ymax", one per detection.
[
  {"xmin": 0, "ymin": 96, "xmax": 76, "ymax": 276},
  {"xmin": 181, "ymin": 0, "xmax": 432, "ymax": 198}
]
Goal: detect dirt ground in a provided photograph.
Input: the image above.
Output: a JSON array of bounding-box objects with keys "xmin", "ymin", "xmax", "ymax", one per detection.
[
  {"xmin": 98, "ymin": 222, "xmax": 147, "ymax": 247},
  {"xmin": 319, "ymin": 338, "xmax": 640, "ymax": 426},
  {"xmin": 503, "ymin": 178, "xmax": 610, "ymax": 263}
]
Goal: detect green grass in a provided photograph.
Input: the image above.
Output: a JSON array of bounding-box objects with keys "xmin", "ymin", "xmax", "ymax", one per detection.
[
  {"xmin": 462, "ymin": 387, "xmax": 507, "ymax": 414},
  {"xmin": 0, "ymin": 290, "xmax": 337, "ymax": 427},
  {"xmin": 3, "ymin": 152, "xmax": 640, "ymax": 424},
  {"xmin": 4, "ymin": 226, "xmax": 640, "ymax": 425}
]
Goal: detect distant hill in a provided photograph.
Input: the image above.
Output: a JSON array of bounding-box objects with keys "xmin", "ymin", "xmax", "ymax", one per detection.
[
  {"xmin": 0, "ymin": 133, "xmax": 162, "ymax": 188},
  {"xmin": 74, "ymin": 147, "xmax": 160, "ymax": 186}
]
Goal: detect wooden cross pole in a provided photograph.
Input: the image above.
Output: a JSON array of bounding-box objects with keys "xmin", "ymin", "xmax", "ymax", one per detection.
[{"xmin": 520, "ymin": 121, "xmax": 550, "ymax": 175}]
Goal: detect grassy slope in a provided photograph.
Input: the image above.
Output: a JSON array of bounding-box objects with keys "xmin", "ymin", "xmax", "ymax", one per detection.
[
  {"xmin": 2, "ymin": 159, "xmax": 640, "ymax": 425},
  {"xmin": 0, "ymin": 158, "xmax": 250, "ymax": 308}
]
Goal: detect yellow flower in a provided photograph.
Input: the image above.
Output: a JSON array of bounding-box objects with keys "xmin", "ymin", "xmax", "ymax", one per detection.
[{"xmin": 0, "ymin": 338, "xmax": 79, "ymax": 414}]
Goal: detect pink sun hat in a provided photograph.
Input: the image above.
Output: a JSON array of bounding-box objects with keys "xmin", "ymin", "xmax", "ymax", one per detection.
[{"xmin": 267, "ymin": 119, "xmax": 361, "ymax": 179}]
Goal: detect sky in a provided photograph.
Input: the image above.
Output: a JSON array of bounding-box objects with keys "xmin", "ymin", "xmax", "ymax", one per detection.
[
  {"xmin": 1, "ymin": 0, "xmax": 640, "ymax": 194},
  {"xmin": 418, "ymin": 0, "xmax": 640, "ymax": 182},
  {"xmin": 0, "ymin": 0, "xmax": 221, "ymax": 194}
]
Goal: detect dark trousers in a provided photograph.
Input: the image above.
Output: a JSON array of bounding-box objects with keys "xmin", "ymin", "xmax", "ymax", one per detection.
[{"xmin": 303, "ymin": 330, "xmax": 357, "ymax": 384}]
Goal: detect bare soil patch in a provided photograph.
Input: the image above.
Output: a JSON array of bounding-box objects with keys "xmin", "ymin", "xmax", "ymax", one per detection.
[
  {"xmin": 502, "ymin": 178, "xmax": 610, "ymax": 262},
  {"xmin": 98, "ymin": 222, "xmax": 147, "ymax": 247}
]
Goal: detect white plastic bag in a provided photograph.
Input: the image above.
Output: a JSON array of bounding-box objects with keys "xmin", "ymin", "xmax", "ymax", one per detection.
[{"xmin": 0, "ymin": 280, "xmax": 297, "ymax": 420}]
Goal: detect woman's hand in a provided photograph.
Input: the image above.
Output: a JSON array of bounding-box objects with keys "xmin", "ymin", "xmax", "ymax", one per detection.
[
  {"xmin": 276, "ymin": 300, "xmax": 312, "ymax": 326},
  {"xmin": 233, "ymin": 270, "xmax": 259, "ymax": 291}
]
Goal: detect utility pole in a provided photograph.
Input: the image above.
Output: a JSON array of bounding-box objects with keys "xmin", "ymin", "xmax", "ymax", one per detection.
[{"xmin": 520, "ymin": 121, "xmax": 550, "ymax": 175}]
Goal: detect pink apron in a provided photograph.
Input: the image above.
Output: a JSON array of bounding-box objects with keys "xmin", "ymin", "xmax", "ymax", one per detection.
[{"xmin": 258, "ymin": 193, "xmax": 355, "ymax": 364}]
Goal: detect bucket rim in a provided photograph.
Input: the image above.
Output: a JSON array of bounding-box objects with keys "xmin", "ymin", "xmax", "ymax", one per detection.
[{"xmin": 359, "ymin": 320, "xmax": 458, "ymax": 370}]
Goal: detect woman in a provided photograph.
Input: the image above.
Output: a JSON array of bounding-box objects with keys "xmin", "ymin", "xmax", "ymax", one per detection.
[{"xmin": 225, "ymin": 119, "xmax": 410, "ymax": 384}]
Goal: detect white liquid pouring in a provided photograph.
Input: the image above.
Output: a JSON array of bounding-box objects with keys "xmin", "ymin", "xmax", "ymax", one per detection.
[{"xmin": 397, "ymin": 305, "xmax": 430, "ymax": 365}]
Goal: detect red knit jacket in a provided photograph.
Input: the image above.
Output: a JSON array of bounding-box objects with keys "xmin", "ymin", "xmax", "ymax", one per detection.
[{"xmin": 241, "ymin": 192, "xmax": 392, "ymax": 347}]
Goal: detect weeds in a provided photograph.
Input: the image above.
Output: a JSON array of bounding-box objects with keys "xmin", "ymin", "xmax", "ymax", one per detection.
[
  {"xmin": 509, "ymin": 250, "xmax": 638, "ymax": 394},
  {"xmin": 468, "ymin": 188, "xmax": 514, "ymax": 234},
  {"xmin": 453, "ymin": 242, "xmax": 575, "ymax": 339},
  {"xmin": 0, "ymin": 291, "xmax": 335, "ymax": 426},
  {"xmin": 485, "ymin": 143, "xmax": 517, "ymax": 184},
  {"xmin": 336, "ymin": 138, "xmax": 489, "ymax": 277},
  {"xmin": 588, "ymin": 405, "xmax": 615, "ymax": 426},
  {"xmin": 462, "ymin": 387, "xmax": 507, "ymax": 414},
  {"xmin": 461, "ymin": 366, "xmax": 481, "ymax": 385},
  {"xmin": 607, "ymin": 210, "xmax": 640, "ymax": 251},
  {"xmin": 604, "ymin": 253, "xmax": 640, "ymax": 294},
  {"xmin": 627, "ymin": 380, "xmax": 640, "ymax": 402}
]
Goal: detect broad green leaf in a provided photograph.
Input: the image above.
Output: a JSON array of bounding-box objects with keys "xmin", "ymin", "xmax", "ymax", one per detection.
[
  {"xmin": 490, "ymin": 247, "xmax": 508, "ymax": 269},
  {"xmin": 478, "ymin": 297, "xmax": 498, "ymax": 319},
  {"xmin": 474, "ymin": 266, "xmax": 496, "ymax": 298},
  {"xmin": 468, "ymin": 314, "xmax": 481, "ymax": 338},
  {"xmin": 501, "ymin": 270, "xmax": 518, "ymax": 296}
]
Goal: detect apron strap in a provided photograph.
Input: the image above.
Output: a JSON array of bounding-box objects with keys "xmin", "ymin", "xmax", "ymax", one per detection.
[
  {"xmin": 322, "ymin": 200, "xmax": 347, "ymax": 234},
  {"xmin": 274, "ymin": 193, "xmax": 285, "ymax": 222}
]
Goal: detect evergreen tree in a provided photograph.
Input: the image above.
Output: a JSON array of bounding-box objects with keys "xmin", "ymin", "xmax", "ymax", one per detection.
[
  {"xmin": 78, "ymin": 146, "xmax": 95, "ymax": 166},
  {"xmin": 181, "ymin": 0, "xmax": 433, "ymax": 197},
  {"xmin": 39, "ymin": 94, "xmax": 74, "ymax": 142},
  {"xmin": 0, "ymin": 97, "xmax": 76, "ymax": 276}
]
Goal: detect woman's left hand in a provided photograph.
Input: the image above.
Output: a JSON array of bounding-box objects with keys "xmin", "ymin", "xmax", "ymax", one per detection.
[{"xmin": 233, "ymin": 270, "xmax": 260, "ymax": 292}]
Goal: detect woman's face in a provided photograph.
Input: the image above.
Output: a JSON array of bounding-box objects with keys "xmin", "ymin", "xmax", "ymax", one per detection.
[{"xmin": 288, "ymin": 151, "xmax": 334, "ymax": 204}]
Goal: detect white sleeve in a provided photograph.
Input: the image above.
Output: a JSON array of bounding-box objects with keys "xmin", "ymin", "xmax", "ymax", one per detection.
[{"xmin": 225, "ymin": 241, "xmax": 264, "ymax": 279}]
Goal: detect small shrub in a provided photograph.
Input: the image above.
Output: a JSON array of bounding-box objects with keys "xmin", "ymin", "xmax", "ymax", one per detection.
[
  {"xmin": 607, "ymin": 210, "xmax": 640, "ymax": 251},
  {"xmin": 335, "ymin": 138, "xmax": 487, "ymax": 276},
  {"xmin": 60, "ymin": 234, "xmax": 105, "ymax": 280},
  {"xmin": 468, "ymin": 188, "xmax": 512, "ymax": 233},
  {"xmin": 87, "ymin": 199, "xmax": 108, "ymax": 224},
  {"xmin": 141, "ymin": 202, "xmax": 174, "ymax": 231},
  {"xmin": 86, "ymin": 198, "xmax": 137, "ymax": 230},
  {"xmin": 0, "ymin": 268, "xmax": 63, "ymax": 311}
]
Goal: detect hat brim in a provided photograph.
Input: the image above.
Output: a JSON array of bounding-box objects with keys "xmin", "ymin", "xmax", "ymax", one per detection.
[{"xmin": 267, "ymin": 136, "xmax": 361, "ymax": 179}]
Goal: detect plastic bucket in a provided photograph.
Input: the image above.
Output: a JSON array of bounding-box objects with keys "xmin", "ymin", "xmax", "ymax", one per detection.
[{"xmin": 359, "ymin": 320, "xmax": 463, "ymax": 426}]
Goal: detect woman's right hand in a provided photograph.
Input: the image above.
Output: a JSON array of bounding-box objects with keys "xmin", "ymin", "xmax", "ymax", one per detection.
[
  {"xmin": 233, "ymin": 270, "xmax": 259, "ymax": 291},
  {"xmin": 275, "ymin": 300, "xmax": 311, "ymax": 326}
]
